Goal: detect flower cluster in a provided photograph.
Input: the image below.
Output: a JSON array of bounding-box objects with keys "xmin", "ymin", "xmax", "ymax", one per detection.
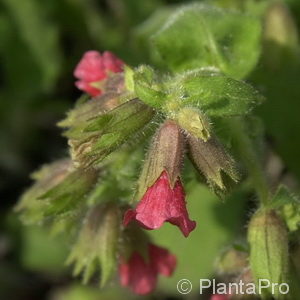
[
  {"xmin": 17, "ymin": 0, "xmax": 293, "ymax": 297},
  {"xmin": 70, "ymin": 50, "xmax": 238, "ymax": 294},
  {"xmin": 17, "ymin": 48, "xmax": 240, "ymax": 296}
]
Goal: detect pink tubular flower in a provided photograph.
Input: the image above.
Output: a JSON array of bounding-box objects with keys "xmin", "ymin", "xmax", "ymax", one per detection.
[
  {"xmin": 119, "ymin": 243, "xmax": 176, "ymax": 295},
  {"xmin": 124, "ymin": 171, "xmax": 196, "ymax": 237},
  {"xmin": 74, "ymin": 50, "xmax": 124, "ymax": 97}
]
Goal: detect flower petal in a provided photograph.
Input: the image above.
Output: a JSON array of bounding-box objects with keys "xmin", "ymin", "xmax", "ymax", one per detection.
[
  {"xmin": 75, "ymin": 80, "xmax": 102, "ymax": 97},
  {"xmin": 119, "ymin": 252, "xmax": 157, "ymax": 295},
  {"xmin": 74, "ymin": 50, "xmax": 124, "ymax": 97},
  {"xmin": 74, "ymin": 50, "xmax": 106, "ymax": 82},
  {"xmin": 124, "ymin": 171, "xmax": 196, "ymax": 237},
  {"xmin": 103, "ymin": 51, "xmax": 124, "ymax": 73}
]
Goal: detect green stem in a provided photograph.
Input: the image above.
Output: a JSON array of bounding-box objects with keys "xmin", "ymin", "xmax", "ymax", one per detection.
[{"xmin": 226, "ymin": 117, "xmax": 269, "ymax": 205}]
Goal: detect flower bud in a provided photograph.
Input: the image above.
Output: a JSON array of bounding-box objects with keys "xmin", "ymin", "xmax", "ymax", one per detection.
[
  {"xmin": 67, "ymin": 203, "xmax": 121, "ymax": 287},
  {"xmin": 248, "ymin": 209, "xmax": 289, "ymax": 299},
  {"xmin": 176, "ymin": 107, "xmax": 211, "ymax": 141},
  {"xmin": 187, "ymin": 134, "xmax": 238, "ymax": 192}
]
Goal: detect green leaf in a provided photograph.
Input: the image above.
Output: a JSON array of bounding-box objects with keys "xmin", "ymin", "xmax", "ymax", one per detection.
[
  {"xmin": 270, "ymin": 185, "xmax": 299, "ymax": 209},
  {"xmin": 168, "ymin": 69, "xmax": 264, "ymax": 116},
  {"xmin": 151, "ymin": 3, "xmax": 262, "ymax": 79},
  {"xmin": 133, "ymin": 65, "xmax": 167, "ymax": 108}
]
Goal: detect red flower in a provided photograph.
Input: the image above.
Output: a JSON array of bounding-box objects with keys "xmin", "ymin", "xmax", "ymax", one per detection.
[
  {"xmin": 119, "ymin": 243, "xmax": 176, "ymax": 295},
  {"xmin": 211, "ymin": 294, "xmax": 230, "ymax": 300},
  {"xmin": 124, "ymin": 171, "xmax": 196, "ymax": 237},
  {"xmin": 74, "ymin": 50, "xmax": 123, "ymax": 97}
]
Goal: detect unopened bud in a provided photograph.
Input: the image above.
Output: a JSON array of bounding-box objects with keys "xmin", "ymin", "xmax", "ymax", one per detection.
[
  {"xmin": 176, "ymin": 107, "xmax": 211, "ymax": 141},
  {"xmin": 248, "ymin": 209, "xmax": 289, "ymax": 299}
]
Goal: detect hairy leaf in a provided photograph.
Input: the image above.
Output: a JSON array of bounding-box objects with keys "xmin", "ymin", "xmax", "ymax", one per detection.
[
  {"xmin": 67, "ymin": 99, "xmax": 155, "ymax": 168},
  {"xmin": 152, "ymin": 3, "xmax": 261, "ymax": 79},
  {"xmin": 169, "ymin": 69, "xmax": 264, "ymax": 116}
]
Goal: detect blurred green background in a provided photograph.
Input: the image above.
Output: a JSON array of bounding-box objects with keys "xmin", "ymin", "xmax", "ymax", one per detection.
[{"xmin": 1, "ymin": 0, "xmax": 300, "ymax": 299}]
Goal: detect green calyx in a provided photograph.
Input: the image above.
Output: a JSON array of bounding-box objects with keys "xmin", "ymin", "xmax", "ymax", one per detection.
[
  {"xmin": 248, "ymin": 209, "xmax": 289, "ymax": 299},
  {"xmin": 66, "ymin": 204, "xmax": 121, "ymax": 287}
]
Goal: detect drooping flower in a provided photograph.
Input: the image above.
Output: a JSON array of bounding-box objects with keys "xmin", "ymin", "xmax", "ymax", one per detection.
[
  {"xmin": 119, "ymin": 243, "xmax": 176, "ymax": 295},
  {"xmin": 124, "ymin": 120, "xmax": 196, "ymax": 236},
  {"xmin": 74, "ymin": 50, "xmax": 124, "ymax": 97},
  {"xmin": 124, "ymin": 170, "xmax": 196, "ymax": 237}
]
